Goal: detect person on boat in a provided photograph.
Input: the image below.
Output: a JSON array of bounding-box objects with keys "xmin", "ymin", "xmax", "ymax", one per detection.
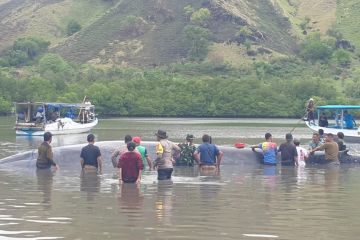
[
  {"xmin": 306, "ymin": 98, "xmax": 316, "ymax": 125},
  {"xmin": 294, "ymin": 138, "xmax": 308, "ymax": 167},
  {"xmin": 335, "ymin": 113, "xmax": 342, "ymax": 127},
  {"xmin": 154, "ymin": 130, "xmax": 180, "ymax": 180},
  {"xmin": 335, "ymin": 132, "xmax": 347, "ymax": 151},
  {"xmin": 84, "ymin": 97, "xmax": 91, "ymax": 110},
  {"xmin": 309, "ymin": 132, "xmax": 323, "ymax": 150},
  {"xmin": 36, "ymin": 132, "xmax": 59, "ymax": 171},
  {"xmin": 310, "ymin": 133, "xmax": 339, "ymax": 164},
  {"xmin": 318, "ymin": 112, "xmax": 328, "ymax": 127},
  {"xmin": 111, "ymin": 134, "xmax": 133, "ymax": 168},
  {"xmin": 132, "ymin": 136, "xmax": 153, "ymax": 170},
  {"xmin": 344, "ymin": 111, "xmax": 356, "ymax": 129},
  {"xmin": 176, "ymin": 134, "xmax": 197, "ymax": 166},
  {"xmin": 50, "ymin": 108, "xmax": 59, "ymax": 122},
  {"xmin": 35, "ymin": 107, "xmax": 45, "ymax": 124},
  {"xmin": 195, "ymin": 134, "xmax": 224, "ymax": 173},
  {"xmin": 251, "ymin": 133, "xmax": 278, "ymax": 165},
  {"xmin": 278, "ymin": 133, "xmax": 298, "ymax": 166},
  {"xmin": 118, "ymin": 142, "xmax": 143, "ymax": 184},
  {"xmin": 80, "ymin": 134, "xmax": 103, "ymax": 174}
]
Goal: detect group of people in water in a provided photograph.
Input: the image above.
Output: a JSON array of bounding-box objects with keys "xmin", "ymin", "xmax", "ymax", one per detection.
[
  {"xmin": 251, "ymin": 129, "xmax": 346, "ymax": 167},
  {"xmin": 36, "ymin": 125, "xmax": 346, "ymax": 184},
  {"xmin": 36, "ymin": 130, "xmax": 224, "ymax": 184}
]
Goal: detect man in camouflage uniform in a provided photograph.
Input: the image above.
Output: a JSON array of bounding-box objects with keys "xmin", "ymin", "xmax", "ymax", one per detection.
[{"xmin": 176, "ymin": 134, "xmax": 197, "ymax": 166}]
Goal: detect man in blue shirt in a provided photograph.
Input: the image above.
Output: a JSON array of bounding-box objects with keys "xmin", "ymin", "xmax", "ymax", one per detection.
[
  {"xmin": 194, "ymin": 134, "xmax": 223, "ymax": 172},
  {"xmin": 344, "ymin": 111, "xmax": 356, "ymax": 129}
]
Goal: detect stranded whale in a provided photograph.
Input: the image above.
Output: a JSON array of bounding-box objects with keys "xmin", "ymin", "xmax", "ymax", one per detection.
[{"xmin": 0, "ymin": 141, "xmax": 359, "ymax": 172}]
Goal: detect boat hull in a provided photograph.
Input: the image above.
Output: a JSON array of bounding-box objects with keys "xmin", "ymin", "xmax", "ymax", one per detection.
[
  {"xmin": 15, "ymin": 118, "xmax": 98, "ymax": 136},
  {"xmin": 304, "ymin": 121, "xmax": 360, "ymax": 143}
]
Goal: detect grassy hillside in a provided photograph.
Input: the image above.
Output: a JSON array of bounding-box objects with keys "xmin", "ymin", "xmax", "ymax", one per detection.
[
  {"xmin": 0, "ymin": 0, "xmax": 359, "ymax": 67},
  {"xmin": 335, "ymin": 0, "xmax": 360, "ymax": 50},
  {"xmin": 0, "ymin": 0, "xmax": 116, "ymax": 51}
]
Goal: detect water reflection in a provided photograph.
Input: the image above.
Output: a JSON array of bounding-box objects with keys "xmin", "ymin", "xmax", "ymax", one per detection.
[
  {"xmin": 36, "ymin": 169, "xmax": 54, "ymax": 210},
  {"xmin": 118, "ymin": 183, "xmax": 144, "ymax": 210},
  {"xmin": 80, "ymin": 171, "xmax": 101, "ymax": 201},
  {"xmin": 323, "ymin": 165, "xmax": 341, "ymax": 191},
  {"xmin": 155, "ymin": 181, "xmax": 174, "ymax": 226}
]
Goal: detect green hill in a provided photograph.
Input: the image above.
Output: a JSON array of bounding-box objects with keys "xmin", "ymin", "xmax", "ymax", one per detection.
[
  {"xmin": 0, "ymin": 0, "xmax": 359, "ymax": 117},
  {"xmin": 0, "ymin": 0, "xmax": 346, "ymax": 66}
]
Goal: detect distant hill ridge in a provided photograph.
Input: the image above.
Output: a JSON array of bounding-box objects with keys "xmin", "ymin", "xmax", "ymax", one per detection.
[{"xmin": 0, "ymin": 0, "xmax": 357, "ymax": 66}]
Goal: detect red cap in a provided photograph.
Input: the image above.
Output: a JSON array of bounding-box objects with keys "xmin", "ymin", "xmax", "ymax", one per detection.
[{"xmin": 132, "ymin": 136, "xmax": 141, "ymax": 144}]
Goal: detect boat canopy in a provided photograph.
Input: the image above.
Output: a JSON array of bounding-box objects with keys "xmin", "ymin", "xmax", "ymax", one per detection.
[
  {"xmin": 15, "ymin": 102, "xmax": 94, "ymax": 108},
  {"xmin": 317, "ymin": 105, "xmax": 360, "ymax": 110}
]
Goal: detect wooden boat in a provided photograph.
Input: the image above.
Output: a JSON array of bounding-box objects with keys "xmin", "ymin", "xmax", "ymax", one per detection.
[
  {"xmin": 304, "ymin": 105, "xmax": 360, "ymax": 142},
  {"xmin": 14, "ymin": 102, "xmax": 98, "ymax": 136}
]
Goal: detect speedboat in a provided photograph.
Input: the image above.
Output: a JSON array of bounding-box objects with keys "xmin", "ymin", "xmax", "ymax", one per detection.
[
  {"xmin": 14, "ymin": 101, "xmax": 98, "ymax": 136},
  {"xmin": 304, "ymin": 105, "xmax": 360, "ymax": 142}
]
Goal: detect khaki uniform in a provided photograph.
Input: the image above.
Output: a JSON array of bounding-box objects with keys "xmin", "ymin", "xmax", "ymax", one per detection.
[
  {"xmin": 37, "ymin": 142, "xmax": 56, "ymax": 168},
  {"xmin": 318, "ymin": 141, "xmax": 339, "ymax": 163}
]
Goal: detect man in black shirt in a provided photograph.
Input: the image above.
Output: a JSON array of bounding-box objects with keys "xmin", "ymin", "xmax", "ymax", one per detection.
[
  {"xmin": 80, "ymin": 134, "xmax": 103, "ymax": 174},
  {"xmin": 278, "ymin": 133, "xmax": 298, "ymax": 166}
]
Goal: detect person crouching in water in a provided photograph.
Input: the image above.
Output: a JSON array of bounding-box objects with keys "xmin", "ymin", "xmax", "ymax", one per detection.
[
  {"xmin": 36, "ymin": 132, "xmax": 59, "ymax": 171},
  {"xmin": 80, "ymin": 134, "xmax": 103, "ymax": 174},
  {"xmin": 154, "ymin": 130, "xmax": 180, "ymax": 180},
  {"xmin": 194, "ymin": 134, "xmax": 223, "ymax": 174},
  {"xmin": 118, "ymin": 142, "xmax": 143, "ymax": 184}
]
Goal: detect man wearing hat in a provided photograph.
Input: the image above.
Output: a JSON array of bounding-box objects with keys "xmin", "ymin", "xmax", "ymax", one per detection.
[
  {"xmin": 154, "ymin": 130, "xmax": 180, "ymax": 180},
  {"xmin": 176, "ymin": 134, "xmax": 197, "ymax": 166},
  {"xmin": 278, "ymin": 133, "xmax": 298, "ymax": 166},
  {"xmin": 133, "ymin": 136, "xmax": 153, "ymax": 170}
]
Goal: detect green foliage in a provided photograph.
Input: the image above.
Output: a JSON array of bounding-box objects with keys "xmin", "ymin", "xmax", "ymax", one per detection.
[
  {"xmin": 300, "ymin": 33, "xmax": 334, "ymax": 62},
  {"xmin": 332, "ymin": 49, "xmax": 351, "ymax": 67},
  {"xmin": 0, "ymin": 37, "xmax": 50, "ymax": 67},
  {"xmin": 67, "ymin": 20, "xmax": 82, "ymax": 36},
  {"xmin": 184, "ymin": 5, "xmax": 194, "ymax": 17},
  {"xmin": 299, "ymin": 17, "xmax": 310, "ymax": 31},
  {"xmin": 327, "ymin": 27, "xmax": 343, "ymax": 41},
  {"xmin": 39, "ymin": 53, "xmax": 71, "ymax": 74},
  {"xmin": 184, "ymin": 26, "xmax": 211, "ymax": 61},
  {"xmin": 0, "ymin": 96, "xmax": 11, "ymax": 115},
  {"xmin": 190, "ymin": 8, "xmax": 211, "ymax": 26}
]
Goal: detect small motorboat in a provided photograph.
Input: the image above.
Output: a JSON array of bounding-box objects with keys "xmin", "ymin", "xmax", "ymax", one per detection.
[{"xmin": 14, "ymin": 101, "xmax": 98, "ymax": 136}]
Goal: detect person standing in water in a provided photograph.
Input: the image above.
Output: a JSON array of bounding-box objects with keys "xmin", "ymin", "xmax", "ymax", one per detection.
[
  {"xmin": 132, "ymin": 136, "xmax": 153, "ymax": 170},
  {"xmin": 111, "ymin": 134, "xmax": 133, "ymax": 168},
  {"xmin": 251, "ymin": 133, "xmax": 277, "ymax": 165},
  {"xmin": 118, "ymin": 142, "xmax": 143, "ymax": 184},
  {"xmin": 310, "ymin": 133, "xmax": 339, "ymax": 164},
  {"xmin": 80, "ymin": 134, "xmax": 103, "ymax": 174},
  {"xmin": 294, "ymin": 138, "xmax": 308, "ymax": 167},
  {"xmin": 195, "ymin": 134, "xmax": 224, "ymax": 172},
  {"xmin": 278, "ymin": 133, "xmax": 298, "ymax": 166},
  {"xmin": 154, "ymin": 130, "xmax": 180, "ymax": 180},
  {"xmin": 36, "ymin": 132, "xmax": 59, "ymax": 171},
  {"xmin": 176, "ymin": 134, "xmax": 197, "ymax": 166}
]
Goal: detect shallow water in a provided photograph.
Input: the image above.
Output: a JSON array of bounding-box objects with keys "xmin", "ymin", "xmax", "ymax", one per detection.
[{"xmin": 0, "ymin": 117, "xmax": 360, "ymax": 239}]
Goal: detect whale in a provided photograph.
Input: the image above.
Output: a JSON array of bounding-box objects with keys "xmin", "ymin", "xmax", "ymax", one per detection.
[{"xmin": 0, "ymin": 141, "xmax": 359, "ymax": 172}]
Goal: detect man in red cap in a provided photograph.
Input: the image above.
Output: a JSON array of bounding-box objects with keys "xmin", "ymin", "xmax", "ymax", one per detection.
[{"xmin": 133, "ymin": 136, "xmax": 153, "ymax": 170}]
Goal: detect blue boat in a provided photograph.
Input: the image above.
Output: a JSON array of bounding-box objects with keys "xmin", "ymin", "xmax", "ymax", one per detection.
[{"xmin": 305, "ymin": 105, "xmax": 360, "ymax": 142}]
